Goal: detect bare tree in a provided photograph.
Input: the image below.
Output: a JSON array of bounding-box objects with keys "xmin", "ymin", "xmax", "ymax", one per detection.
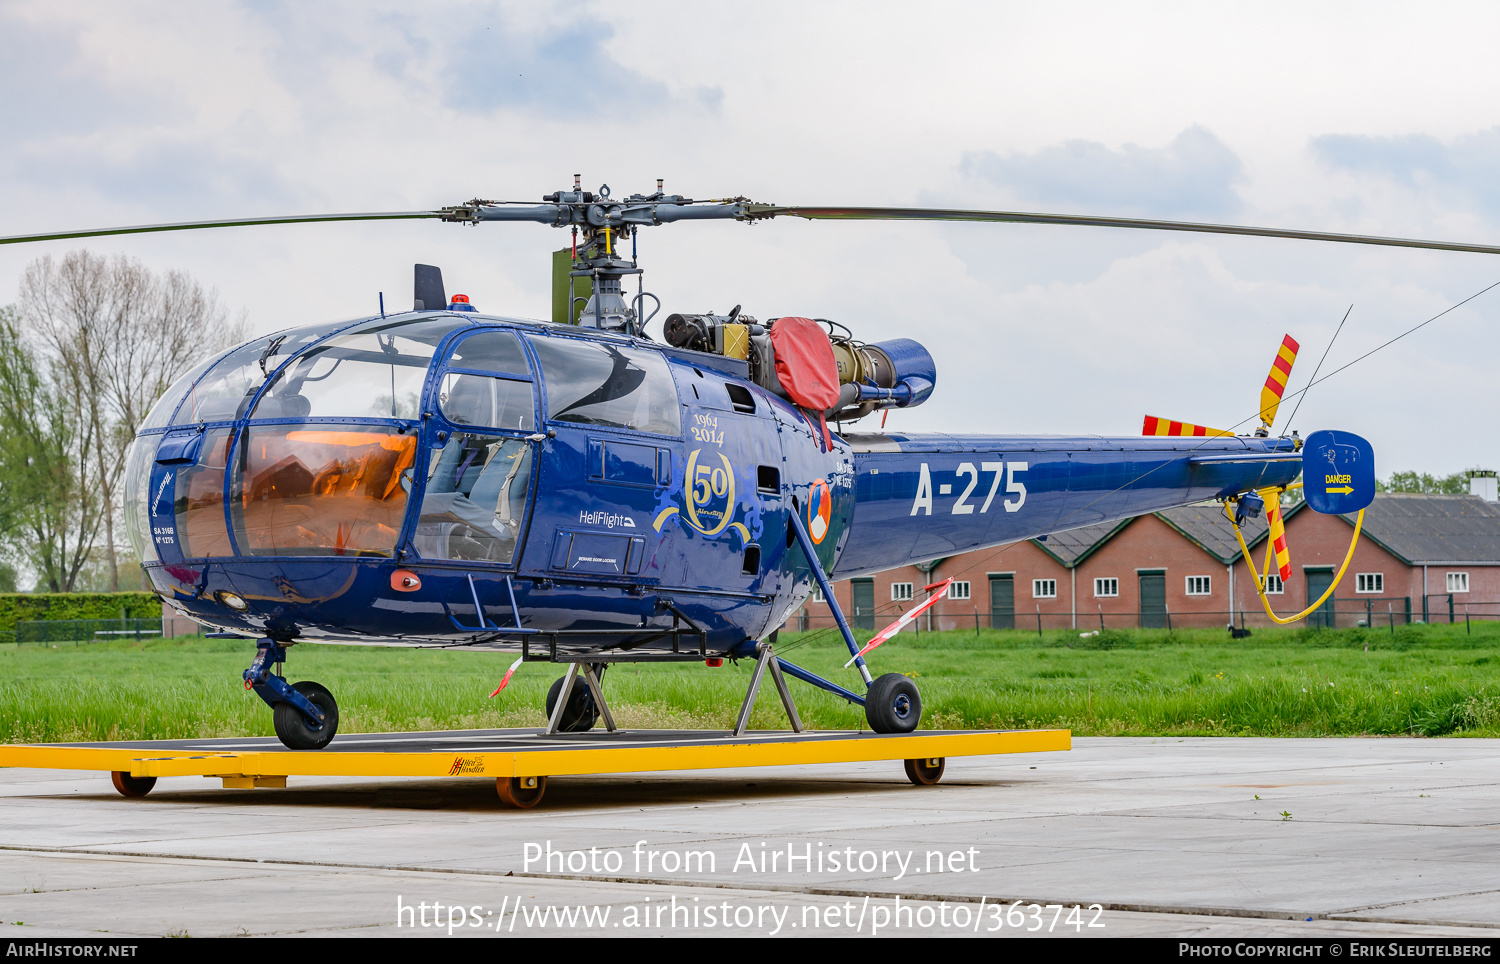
[{"xmin": 17, "ymin": 251, "xmax": 245, "ymax": 590}]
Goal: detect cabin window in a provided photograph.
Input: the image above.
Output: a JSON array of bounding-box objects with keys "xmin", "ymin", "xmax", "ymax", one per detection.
[
  {"xmin": 446, "ymin": 330, "xmax": 531, "ymax": 376},
  {"xmin": 891, "ymin": 582, "xmax": 914, "ymax": 602},
  {"xmin": 1033, "ymin": 579, "xmax": 1057, "ymax": 599},
  {"xmin": 1447, "ymin": 572, "xmax": 1470, "ymax": 593},
  {"xmin": 949, "ymin": 580, "xmax": 971, "ymax": 600},
  {"xmin": 529, "ymin": 336, "xmax": 680, "ymax": 436},
  {"xmin": 1356, "ymin": 573, "xmax": 1384, "ymax": 594},
  {"xmin": 437, "ymin": 373, "xmax": 534, "ymax": 432},
  {"xmin": 1186, "ymin": 575, "xmax": 1212, "ymax": 596},
  {"xmin": 414, "ymin": 433, "xmax": 533, "ymax": 565},
  {"xmin": 1093, "ymin": 577, "xmax": 1119, "ymax": 598}
]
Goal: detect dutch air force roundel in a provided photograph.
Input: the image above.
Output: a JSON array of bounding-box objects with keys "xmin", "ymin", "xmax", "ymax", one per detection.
[{"xmin": 808, "ymin": 479, "xmax": 832, "ymax": 544}]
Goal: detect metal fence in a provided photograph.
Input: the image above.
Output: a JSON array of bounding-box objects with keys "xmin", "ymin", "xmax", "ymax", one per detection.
[
  {"xmin": 13, "ymin": 619, "xmax": 164, "ymax": 645},
  {"xmin": 788, "ymin": 596, "xmax": 1500, "ymax": 635}
]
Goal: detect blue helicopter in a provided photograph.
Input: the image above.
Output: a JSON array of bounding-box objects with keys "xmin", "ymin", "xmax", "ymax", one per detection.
[{"xmin": 5, "ymin": 180, "xmax": 1437, "ymax": 749}]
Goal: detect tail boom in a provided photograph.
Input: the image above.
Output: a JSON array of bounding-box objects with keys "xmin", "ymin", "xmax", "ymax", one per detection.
[{"xmin": 831, "ymin": 432, "xmax": 1300, "ymax": 579}]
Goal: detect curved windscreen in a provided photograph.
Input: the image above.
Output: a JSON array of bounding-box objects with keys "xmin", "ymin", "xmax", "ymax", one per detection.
[
  {"xmin": 252, "ymin": 317, "xmax": 469, "ymax": 421},
  {"xmin": 529, "ymin": 336, "xmax": 679, "ymax": 435},
  {"xmin": 140, "ymin": 353, "xmax": 224, "ymax": 431},
  {"xmin": 173, "ymin": 326, "xmax": 330, "ymax": 425},
  {"xmin": 232, "ymin": 424, "xmax": 417, "ymax": 557},
  {"xmin": 173, "ymin": 428, "xmax": 235, "ymax": 557},
  {"xmin": 123, "ymin": 436, "xmax": 159, "ymax": 564}
]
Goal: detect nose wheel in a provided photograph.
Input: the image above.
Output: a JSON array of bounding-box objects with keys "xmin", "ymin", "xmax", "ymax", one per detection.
[
  {"xmin": 243, "ymin": 639, "xmax": 341, "ymax": 750},
  {"xmin": 271, "ymin": 681, "xmax": 340, "ymax": 750}
]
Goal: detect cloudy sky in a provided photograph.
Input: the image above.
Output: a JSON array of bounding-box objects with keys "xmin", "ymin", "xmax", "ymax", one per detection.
[{"xmin": 4, "ymin": 1, "xmax": 1500, "ymax": 476}]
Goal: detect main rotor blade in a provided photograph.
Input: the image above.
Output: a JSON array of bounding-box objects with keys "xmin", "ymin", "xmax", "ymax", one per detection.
[
  {"xmin": 748, "ymin": 205, "xmax": 1500, "ymax": 257},
  {"xmin": 0, "ymin": 211, "xmax": 445, "ymax": 246}
]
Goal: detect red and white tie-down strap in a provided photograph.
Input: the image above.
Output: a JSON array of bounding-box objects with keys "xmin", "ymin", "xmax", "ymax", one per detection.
[{"xmin": 844, "ymin": 578, "xmax": 954, "ymax": 668}]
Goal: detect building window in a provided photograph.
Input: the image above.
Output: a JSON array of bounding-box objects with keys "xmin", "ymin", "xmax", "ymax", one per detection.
[
  {"xmin": 1447, "ymin": 572, "xmax": 1469, "ymax": 594},
  {"xmin": 1186, "ymin": 575, "xmax": 1212, "ymax": 596},
  {"xmin": 1356, "ymin": 573, "xmax": 1383, "ymax": 594},
  {"xmin": 891, "ymin": 582, "xmax": 914, "ymax": 602},
  {"xmin": 1093, "ymin": 577, "xmax": 1118, "ymax": 597},
  {"xmin": 1259, "ymin": 574, "xmax": 1284, "ymax": 595},
  {"xmin": 949, "ymin": 581, "xmax": 971, "ymax": 600},
  {"xmin": 809, "ymin": 585, "xmax": 824, "ymax": 603},
  {"xmin": 1032, "ymin": 579, "xmax": 1057, "ymax": 599}
]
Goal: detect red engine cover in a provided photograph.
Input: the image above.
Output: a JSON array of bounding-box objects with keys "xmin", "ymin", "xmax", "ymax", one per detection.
[{"xmin": 769, "ymin": 317, "xmax": 840, "ymax": 411}]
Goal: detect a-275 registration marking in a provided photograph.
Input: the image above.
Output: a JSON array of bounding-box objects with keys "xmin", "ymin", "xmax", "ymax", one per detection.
[{"xmin": 911, "ymin": 461, "xmax": 1027, "ymax": 516}]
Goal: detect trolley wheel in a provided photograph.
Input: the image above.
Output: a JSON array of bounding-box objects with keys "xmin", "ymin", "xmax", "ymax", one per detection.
[
  {"xmin": 865, "ymin": 673, "xmax": 922, "ymax": 733},
  {"xmin": 496, "ymin": 775, "xmax": 547, "ymax": 808},
  {"xmin": 545, "ymin": 676, "xmax": 599, "ymax": 732},
  {"xmin": 110, "ymin": 771, "xmax": 157, "ymax": 798},
  {"xmin": 272, "ymin": 681, "xmax": 339, "ymax": 750},
  {"xmin": 903, "ymin": 757, "xmax": 946, "ymax": 786}
]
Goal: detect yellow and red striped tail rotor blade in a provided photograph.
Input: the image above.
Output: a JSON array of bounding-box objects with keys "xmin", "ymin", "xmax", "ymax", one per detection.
[
  {"xmin": 1261, "ymin": 487, "xmax": 1292, "ymax": 582},
  {"xmin": 1142, "ymin": 415, "xmax": 1232, "ymax": 437},
  {"xmin": 1258, "ymin": 334, "xmax": 1300, "ymax": 431}
]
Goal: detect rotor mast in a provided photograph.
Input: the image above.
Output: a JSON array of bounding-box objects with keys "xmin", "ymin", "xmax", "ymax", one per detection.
[{"xmin": 438, "ymin": 177, "xmax": 755, "ymax": 332}]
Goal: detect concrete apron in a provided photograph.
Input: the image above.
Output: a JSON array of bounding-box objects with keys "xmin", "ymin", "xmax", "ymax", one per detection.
[{"xmin": 0, "ymin": 736, "xmax": 1496, "ymax": 938}]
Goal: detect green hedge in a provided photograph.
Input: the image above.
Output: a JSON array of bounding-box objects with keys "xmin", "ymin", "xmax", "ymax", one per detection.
[{"xmin": 0, "ymin": 593, "xmax": 161, "ymax": 634}]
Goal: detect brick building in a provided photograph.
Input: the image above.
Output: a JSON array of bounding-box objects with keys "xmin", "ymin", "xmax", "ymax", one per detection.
[{"xmin": 793, "ymin": 492, "xmax": 1500, "ymax": 633}]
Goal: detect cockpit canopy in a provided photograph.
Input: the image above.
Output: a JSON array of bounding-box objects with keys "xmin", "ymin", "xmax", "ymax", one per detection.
[{"xmin": 126, "ymin": 313, "xmax": 681, "ymax": 567}]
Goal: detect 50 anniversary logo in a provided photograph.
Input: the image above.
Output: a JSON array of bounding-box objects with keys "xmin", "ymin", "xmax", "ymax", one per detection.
[{"xmin": 654, "ymin": 448, "xmax": 759, "ymax": 547}]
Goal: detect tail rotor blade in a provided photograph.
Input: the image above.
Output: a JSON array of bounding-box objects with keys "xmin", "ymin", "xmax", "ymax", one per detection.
[
  {"xmin": 1142, "ymin": 415, "xmax": 1232, "ymax": 437},
  {"xmin": 1259, "ymin": 334, "xmax": 1300, "ymax": 431}
]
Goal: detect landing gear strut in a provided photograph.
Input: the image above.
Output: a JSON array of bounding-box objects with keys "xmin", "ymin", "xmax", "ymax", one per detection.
[
  {"xmin": 544, "ymin": 663, "xmax": 615, "ymax": 734},
  {"xmin": 243, "ymin": 639, "xmax": 340, "ymax": 750}
]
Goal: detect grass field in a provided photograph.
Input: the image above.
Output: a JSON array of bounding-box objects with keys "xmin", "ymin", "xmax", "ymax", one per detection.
[{"xmin": 1, "ymin": 622, "xmax": 1498, "ymax": 743}]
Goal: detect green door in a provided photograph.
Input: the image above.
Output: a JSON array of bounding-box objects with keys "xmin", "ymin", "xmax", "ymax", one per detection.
[
  {"xmin": 989, "ymin": 574, "xmax": 1015, "ymax": 630},
  {"xmin": 852, "ymin": 579, "xmax": 875, "ymax": 630},
  {"xmin": 1139, "ymin": 571, "xmax": 1166, "ymax": 628},
  {"xmin": 1305, "ymin": 568, "xmax": 1335, "ymax": 628}
]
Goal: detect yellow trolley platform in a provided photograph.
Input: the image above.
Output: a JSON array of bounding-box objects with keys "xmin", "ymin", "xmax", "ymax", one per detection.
[{"xmin": 0, "ymin": 727, "xmax": 1071, "ymax": 808}]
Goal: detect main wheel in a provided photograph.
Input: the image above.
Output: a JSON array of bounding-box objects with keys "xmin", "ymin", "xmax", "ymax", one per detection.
[
  {"xmin": 545, "ymin": 676, "xmax": 598, "ymax": 732},
  {"xmin": 272, "ymin": 680, "xmax": 339, "ymax": 749},
  {"xmin": 110, "ymin": 771, "xmax": 157, "ymax": 798},
  {"xmin": 496, "ymin": 775, "xmax": 547, "ymax": 808},
  {"xmin": 904, "ymin": 757, "xmax": 946, "ymax": 785},
  {"xmin": 865, "ymin": 673, "xmax": 922, "ymax": 733}
]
